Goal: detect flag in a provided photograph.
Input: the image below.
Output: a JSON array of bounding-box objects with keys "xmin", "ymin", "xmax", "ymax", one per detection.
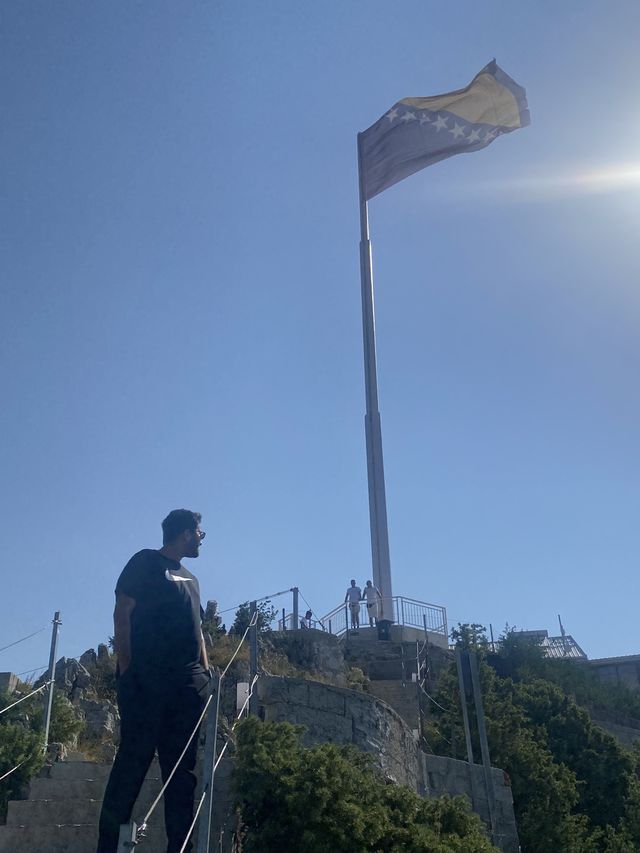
[{"xmin": 359, "ymin": 60, "xmax": 530, "ymax": 200}]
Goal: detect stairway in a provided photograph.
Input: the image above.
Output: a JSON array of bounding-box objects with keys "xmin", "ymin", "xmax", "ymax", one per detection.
[
  {"xmin": 0, "ymin": 755, "xmax": 236, "ymax": 853},
  {"xmin": 0, "ymin": 759, "xmax": 166, "ymax": 853},
  {"xmin": 367, "ymin": 680, "xmax": 420, "ymax": 731}
]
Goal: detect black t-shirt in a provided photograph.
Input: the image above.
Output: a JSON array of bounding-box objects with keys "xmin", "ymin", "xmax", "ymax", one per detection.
[{"xmin": 116, "ymin": 549, "xmax": 203, "ymax": 676}]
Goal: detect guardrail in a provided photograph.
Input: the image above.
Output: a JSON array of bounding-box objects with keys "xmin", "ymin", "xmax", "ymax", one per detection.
[{"xmin": 278, "ymin": 595, "xmax": 447, "ymax": 638}]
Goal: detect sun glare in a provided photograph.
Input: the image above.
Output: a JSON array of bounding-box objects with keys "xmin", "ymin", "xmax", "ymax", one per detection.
[{"xmin": 458, "ymin": 163, "xmax": 640, "ymax": 202}]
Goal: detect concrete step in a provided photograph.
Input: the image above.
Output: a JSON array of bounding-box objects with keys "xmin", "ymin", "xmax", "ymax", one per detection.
[
  {"xmin": 368, "ymin": 680, "xmax": 420, "ymax": 729},
  {"xmin": 0, "ymin": 823, "xmax": 166, "ymax": 853},
  {"xmin": 1, "ymin": 759, "xmax": 167, "ymax": 853},
  {"xmin": 42, "ymin": 761, "xmax": 114, "ymax": 782},
  {"xmin": 7, "ymin": 786, "xmax": 163, "ymax": 827},
  {"xmin": 27, "ymin": 773, "xmax": 161, "ymax": 802}
]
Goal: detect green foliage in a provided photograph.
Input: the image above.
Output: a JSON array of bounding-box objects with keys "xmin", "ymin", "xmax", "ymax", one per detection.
[
  {"xmin": 0, "ymin": 685, "xmax": 84, "ymax": 822},
  {"xmin": 450, "ymin": 623, "xmax": 490, "ymax": 653},
  {"xmin": 0, "ymin": 716, "xmax": 44, "ymax": 822},
  {"xmin": 206, "ymin": 632, "xmax": 249, "ymax": 670},
  {"xmin": 33, "ymin": 690, "xmax": 84, "ymax": 745},
  {"xmin": 234, "ymin": 716, "xmax": 498, "ymax": 852},
  {"xmin": 346, "ymin": 666, "xmax": 369, "ymax": 692},
  {"xmin": 231, "ymin": 600, "xmax": 277, "ymax": 635},
  {"xmin": 424, "ymin": 629, "xmax": 640, "ymax": 853}
]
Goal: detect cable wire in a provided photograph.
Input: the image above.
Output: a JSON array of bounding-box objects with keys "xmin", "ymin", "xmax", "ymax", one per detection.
[
  {"xmin": 220, "ymin": 611, "xmax": 258, "ymax": 678},
  {"xmin": 136, "ymin": 611, "xmax": 259, "ymax": 840},
  {"xmin": 0, "ymin": 681, "xmax": 53, "ymax": 716},
  {"xmin": 217, "ymin": 588, "xmax": 293, "ymax": 615},
  {"xmin": 138, "ymin": 692, "xmax": 213, "ymax": 836},
  {"xmin": 298, "ymin": 591, "xmax": 326, "ymax": 628},
  {"xmin": 0, "ymin": 760, "xmax": 25, "ymax": 784},
  {"xmin": 0, "ymin": 625, "xmax": 49, "ymax": 655},
  {"xmin": 178, "ymin": 788, "xmax": 208, "ymax": 853},
  {"xmin": 419, "ymin": 684, "xmax": 451, "ymax": 714},
  {"xmin": 16, "ymin": 665, "xmax": 48, "ymax": 678}
]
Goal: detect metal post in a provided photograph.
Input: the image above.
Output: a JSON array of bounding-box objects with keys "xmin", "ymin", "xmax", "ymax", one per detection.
[
  {"xmin": 196, "ymin": 674, "xmax": 221, "ymax": 853},
  {"xmin": 415, "ymin": 641, "xmax": 422, "ymax": 733},
  {"xmin": 357, "ymin": 134, "xmax": 394, "ymax": 622},
  {"xmin": 282, "ymin": 608, "xmax": 286, "ymax": 631},
  {"xmin": 117, "ymin": 821, "xmax": 138, "ymax": 852},
  {"xmin": 249, "ymin": 601, "xmax": 258, "ymax": 715},
  {"xmin": 455, "ymin": 648, "xmax": 474, "ymax": 764},
  {"xmin": 422, "ymin": 615, "xmax": 430, "ymax": 691},
  {"xmin": 292, "ymin": 587, "xmax": 299, "ymax": 630},
  {"xmin": 43, "ymin": 611, "xmax": 61, "ymax": 753},
  {"xmin": 468, "ymin": 651, "xmax": 497, "ymax": 842},
  {"xmin": 489, "ymin": 623, "xmax": 496, "ymax": 654},
  {"xmin": 344, "ymin": 603, "xmax": 349, "ymax": 639}
]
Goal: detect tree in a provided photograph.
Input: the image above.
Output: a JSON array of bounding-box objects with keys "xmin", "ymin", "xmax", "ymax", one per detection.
[
  {"xmin": 231, "ymin": 600, "xmax": 277, "ymax": 635},
  {"xmin": 0, "ymin": 685, "xmax": 84, "ymax": 822},
  {"xmin": 424, "ymin": 630, "xmax": 640, "ymax": 852},
  {"xmin": 234, "ymin": 716, "xmax": 499, "ymax": 852},
  {"xmin": 450, "ymin": 623, "xmax": 489, "ymax": 653}
]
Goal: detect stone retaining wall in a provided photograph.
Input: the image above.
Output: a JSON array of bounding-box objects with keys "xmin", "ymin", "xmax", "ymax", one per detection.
[{"xmin": 257, "ymin": 675, "xmax": 422, "ymax": 791}]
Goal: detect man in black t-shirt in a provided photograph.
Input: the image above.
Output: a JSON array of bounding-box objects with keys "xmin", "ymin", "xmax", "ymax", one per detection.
[{"xmin": 97, "ymin": 509, "xmax": 210, "ymax": 853}]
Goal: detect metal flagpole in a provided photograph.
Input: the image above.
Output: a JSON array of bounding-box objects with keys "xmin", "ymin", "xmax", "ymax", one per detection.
[{"xmin": 357, "ymin": 133, "xmax": 394, "ymax": 622}]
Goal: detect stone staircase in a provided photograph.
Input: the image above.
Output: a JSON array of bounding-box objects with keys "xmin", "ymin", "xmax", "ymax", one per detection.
[
  {"xmin": 367, "ymin": 680, "xmax": 420, "ymax": 731},
  {"xmin": 0, "ymin": 759, "xmax": 166, "ymax": 853},
  {"xmin": 0, "ymin": 755, "xmax": 236, "ymax": 853}
]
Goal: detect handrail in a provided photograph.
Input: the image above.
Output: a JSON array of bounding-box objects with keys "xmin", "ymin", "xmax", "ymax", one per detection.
[{"xmin": 311, "ymin": 595, "xmax": 447, "ymax": 638}]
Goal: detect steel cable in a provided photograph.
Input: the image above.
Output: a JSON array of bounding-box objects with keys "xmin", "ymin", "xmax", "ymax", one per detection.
[
  {"xmin": 173, "ymin": 673, "xmax": 259, "ymax": 853},
  {"xmin": 0, "ymin": 625, "xmax": 49, "ymax": 655},
  {"xmin": 136, "ymin": 611, "xmax": 258, "ymax": 840},
  {"xmin": 0, "ymin": 680, "xmax": 53, "ymax": 716},
  {"xmin": 419, "ymin": 683, "xmax": 451, "ymax": 714},
  {"xmin": 0, "ymin": 760, "xmax": 25, "ymax": 784}
]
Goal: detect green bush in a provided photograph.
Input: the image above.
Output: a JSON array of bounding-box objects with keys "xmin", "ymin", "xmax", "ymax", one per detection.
[{"xmin": 234, "ymin": 716, "xmax": 498, "ymax": 852}]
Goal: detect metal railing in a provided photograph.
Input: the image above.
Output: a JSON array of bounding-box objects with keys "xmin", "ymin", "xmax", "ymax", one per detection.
[{"xmin": 280, "ymin": 595, "xmax": 447, "ymax": 638}]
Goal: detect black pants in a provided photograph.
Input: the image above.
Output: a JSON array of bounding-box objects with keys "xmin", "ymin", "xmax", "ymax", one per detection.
[{"xmin": 97, "ymin": 667, "xmax": 209, "ymax": 853}]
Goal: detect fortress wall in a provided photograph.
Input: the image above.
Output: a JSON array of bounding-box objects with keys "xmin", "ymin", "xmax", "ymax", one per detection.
[{"xmin": 257, "ymin": 675, "xmax": 422, "ymax": 791}]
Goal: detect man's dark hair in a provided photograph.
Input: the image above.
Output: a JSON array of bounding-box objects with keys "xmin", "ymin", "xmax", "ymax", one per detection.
[{"xmin": 162, "ymin": 509, "xmax": 201, "ymax": 545}]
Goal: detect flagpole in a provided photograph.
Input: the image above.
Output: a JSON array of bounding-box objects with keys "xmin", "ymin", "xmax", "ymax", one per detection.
[{"xmin": 357, "ymin": 133, "xmax": 394, "ymax": 623}]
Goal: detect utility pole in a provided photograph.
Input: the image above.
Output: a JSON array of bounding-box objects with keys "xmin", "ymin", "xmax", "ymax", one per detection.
[
  {"xmin": 455, "ymin": 647, "xmax": 474, "ymax": 764},
  {"xmin": 196, "ymin": 674, "xmax": 221, "ymax": 853},
  {"xmin": 249, "ymin": 601, "xmax": 258, "ymax": 715},
  {"xmin": 43, "ymin": 611, "xmax": 61, "ymax": 753},
  {"xmin": 468, "ymin": 652, "xmax": 497, "ymax": 844}
]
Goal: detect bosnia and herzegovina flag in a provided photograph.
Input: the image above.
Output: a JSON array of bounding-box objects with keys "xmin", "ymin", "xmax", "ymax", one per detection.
[{"xmin": 359, "ymin": 60, "xmax": 530, "ymax": 201}]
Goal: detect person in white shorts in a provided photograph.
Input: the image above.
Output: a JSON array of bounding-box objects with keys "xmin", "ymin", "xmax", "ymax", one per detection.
[
  {"xmin": 363, "ymin": 580, "xmax": 382, "ymax": 626},
  {"xmin": 344, "ymin": 579, "xmax": 362, "ymax": 629}
]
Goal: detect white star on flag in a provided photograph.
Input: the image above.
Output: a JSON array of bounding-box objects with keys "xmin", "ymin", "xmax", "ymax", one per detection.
[
  {"xmin": 449, "ymin": 122, "xmax": 466, "ymax": 140},
  {"xmin": 467, "ymin": 128, "xmax": 482, "ymax": 143},
  {"xmin": 386, "ymin": 108, "xmax": 399, "ymax": 123},
  {"xmin": 400, "ymin": 111, "xmax": 416, "ymax": 122},
  {"xmin": 419, "ymin": 113, "xmax": 431, "ymax": 125},
  {"xmin": 432, "ymin": 115, "xmax": 448, "ymax": 132}
]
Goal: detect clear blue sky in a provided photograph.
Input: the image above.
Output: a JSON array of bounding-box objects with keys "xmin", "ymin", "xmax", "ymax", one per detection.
[{"xmin": 2, "ymin": 1, "xmax": 639, "ymax": 677}]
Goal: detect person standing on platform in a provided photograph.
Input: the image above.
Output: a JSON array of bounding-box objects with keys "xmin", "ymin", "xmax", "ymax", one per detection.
[
  {"xmin": 97, "ymin": 509, "xmax": 210, "ymax": 853},
  {"xmin": 344, "ymin": 579, "xmax": 362, "ymax": 630},
  {"xmin": 363, "ymin": 580, "xmax": 382, "ymax": 627}
]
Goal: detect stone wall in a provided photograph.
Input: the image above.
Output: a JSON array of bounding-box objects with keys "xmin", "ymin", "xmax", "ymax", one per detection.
[
  {"xmin": 422, "ymin": 754, "xmax": 519, "ymax": 853},
  {"xmin": 0, "ymin": 673, "xmax": 18, "ymax": 695},
  {"xmin": 256, "ymin": 675, "xmax": 520, "ymax": 852},
  {"xmin": 589, "ymin": 655, "xmax": 640, "ymax": 692},
  {"xmin": 257, "ymin": 675, "xmax": 422, "ymax": 791}
]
